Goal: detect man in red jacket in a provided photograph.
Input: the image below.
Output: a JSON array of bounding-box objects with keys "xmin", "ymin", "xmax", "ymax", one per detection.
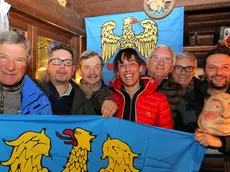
[{"xmin": 110, "ymin": 48, "xmax": 173, "ymax": 129}]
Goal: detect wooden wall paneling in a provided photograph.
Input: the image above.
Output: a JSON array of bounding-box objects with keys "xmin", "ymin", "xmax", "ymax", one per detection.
[
  {"xmin": 189, "ymin": 34, "xmax": 214, "ymax": 46},
  {"xmin": 183, "ymin": 12, "xmax": 189, "ymax": 46},
  {"xmin": 188, "ymin": 19, "xmax": 230, "ymax": 33},
  {"xmin": 76, "ymin": 0, "xmax": 142, "ymax": 18},
  {"xmin": 75, "ymin": 0, "xmax": 230, "ymax": 17},
  {"xmin": 10, "ymin": 10, "xmax": 73, "ymax": 45},
  {"xmin": 5, "ymin": 0, "xmax": 85, "ymax": 36},
  {"xmin": 181, "ymin": 0, "xmax": 230, "ymax": 11},
  {"xmin": 183, "ymin": 45, "xmax": 216, "ymax": 52},
  {"xmin": 9, "ymin": 12, "xmax": 28, "ymax": 31},
  {"xmin": 27, "ymin": 25, "xmax": 37, "ymax": 79},
  {"xmin": 70, "ymin": 36, "xmax": 81, "ymax": 65},
  {"xmin": 66, "ymin": 0, "xmax": 74, "ymax": 11},
  {"xmin": 37, "ymin": 27, "xmax": 71, "ymax": 46},
  {"xmin": 69, "ymin": 36, "xmax": 81, "ymax": 79},
  {"xmin": 188, "ymin": 11, "xmax": 230, "ymax": 23}
]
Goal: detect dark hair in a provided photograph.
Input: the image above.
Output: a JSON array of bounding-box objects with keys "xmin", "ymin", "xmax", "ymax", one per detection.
[
  {"xmin": 203, "ymin": 46, "xmax": 230, "ymax": 70},
  {"xmin": 79, "ymin": 50, "xmax": 103, "ymax": 68},
  {"xmin": 49, "ymin": 44, "xmax": 74, "ymax": 62},
  {"xmin": 113, "ymin": 48, "xmax": 145, "ymax": 72}
]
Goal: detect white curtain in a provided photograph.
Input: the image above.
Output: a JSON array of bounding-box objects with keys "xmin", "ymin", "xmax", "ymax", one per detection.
[{"xmin": 0, "ymin": 0, "xmax": 11, "ymax": 32}]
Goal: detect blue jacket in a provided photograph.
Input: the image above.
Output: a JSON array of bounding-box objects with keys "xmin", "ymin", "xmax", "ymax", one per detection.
[{"xmin": 21, "ymin": 75, "xmax": 52, "ymax": 115}]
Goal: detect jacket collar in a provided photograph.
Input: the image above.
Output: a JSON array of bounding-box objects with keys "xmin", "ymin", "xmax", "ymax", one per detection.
[
  {"xmin": 21, "ymin": 75, "xmax": 44, "ymax": 109},
  {"xmin": 110, "ymin": 75, "xmax": 158, "ymax": 94}
]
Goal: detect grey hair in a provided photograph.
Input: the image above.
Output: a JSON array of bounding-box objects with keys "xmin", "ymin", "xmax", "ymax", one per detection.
[
  {"xmin": 79, "ymin": 50, "xmax": 103, "ymax": 68},
  {"xmin": 147, "ymin": 44, "xmax": 176, "ymax": 64},
  {"xmin": 0, "ymin": 31, "xmax": 31, "ymax": 61},
  {"xmin": 176, "ymin": 52, "xmax": 197, "ymax": 68}
]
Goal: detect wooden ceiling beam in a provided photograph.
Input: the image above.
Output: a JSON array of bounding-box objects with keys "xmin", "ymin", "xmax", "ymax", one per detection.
[
  {"xmin": 188, "ymin": 19, "xmax": 230, "ymax": 32},
  {"xmin": 5, "ymin": 0, "xmax": 85, "ymax": 36},
  {"xmin": 75, "ymin": 0, "xmax": 230, "ymax": 17},
  {"xmin": 188, "ymin": 12, "xmax": 230, "ymax": 23},
  {"xmin": 176, "ymin": 0, "xmax": 230, "ymax": 11}
]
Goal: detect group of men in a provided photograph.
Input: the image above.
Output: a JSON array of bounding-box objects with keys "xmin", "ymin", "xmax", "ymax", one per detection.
[{"xmin": 1, "ymin": 30, "xmax": 230, "ymax": 170}]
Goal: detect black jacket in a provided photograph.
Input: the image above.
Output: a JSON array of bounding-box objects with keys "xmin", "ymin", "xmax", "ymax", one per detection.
[
  {"xmin": 219, "ymin": 136, "xmax": 230, "ymax": 172},
  {"xmin": 174, "ymin": 77, "xmax": 204, "ymax": 132},
  {"xmin": 36, "ymin": 79, "xmax": 96, "ymax": 115}
]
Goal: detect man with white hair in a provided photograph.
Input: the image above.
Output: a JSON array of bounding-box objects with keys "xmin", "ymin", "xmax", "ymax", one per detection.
[
  {"xmin": 0, "ymin": 31, "xmax": 52, "ymax": 115},
  {"xmin": 176, "ymin": 46, "xmax": 230, "ymax": 133},
  {"xmin": 172, "ymin": 52, "xmax": 201, "ymax": 92},
  {"xmin": 146, "ymin": 44, "xmax": 184, "ymax": 122}
]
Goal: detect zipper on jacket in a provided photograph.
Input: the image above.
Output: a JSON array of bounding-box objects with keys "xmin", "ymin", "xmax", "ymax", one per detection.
[
  {"xmin": 129, "ymin": 96, "xmax": 132, "ymax": 121},
  {"xmin": 0, "ymin": 86, "xmax": 5, "ymax": 114}
]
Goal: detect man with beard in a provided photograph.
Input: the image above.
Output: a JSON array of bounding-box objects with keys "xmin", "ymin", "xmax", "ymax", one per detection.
[
  {"xmin": 176, "ymin": 46, "xmax": 230, "ymax": 133},
  {"xmin": 37, "ymin": 44, "xmax": 95, "ymax": 115},
  {"xmin": 78, "ymin": 50, "xmax": 118, "ymax": 117}
]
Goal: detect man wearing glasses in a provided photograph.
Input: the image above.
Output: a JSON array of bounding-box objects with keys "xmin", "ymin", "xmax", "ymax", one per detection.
[
  {"xmin": 175, "ymin": 46, "xmax": 230, "ymax": 133},
  {"xmin": 37, "ymin": 44, "xmax": 95, "ymax": 115},
  {"xmin": 146, "ymin": 44, "xmax": 184, "ymax": 122},
  {"xmin": 171, "ymin": 52, "xmax": 201, "ymax": 93}
]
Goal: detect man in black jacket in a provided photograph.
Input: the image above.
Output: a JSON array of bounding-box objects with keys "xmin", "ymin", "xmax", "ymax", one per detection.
[
  {"xmin": 37, "ymin": 44, "xmax": 95, "ymax": 115},
  {"xmin": 176, "ymin": 46, "xmax": 230, "ymax": 133},
  {"xmin": 179, "ymin": 46, "xmax": 230, "ymax": 172}
]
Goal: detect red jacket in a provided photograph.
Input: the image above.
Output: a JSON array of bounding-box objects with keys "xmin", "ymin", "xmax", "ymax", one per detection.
[{"xmin": 110, "ymin": 76, "xmax": 173, "ymax": 129}]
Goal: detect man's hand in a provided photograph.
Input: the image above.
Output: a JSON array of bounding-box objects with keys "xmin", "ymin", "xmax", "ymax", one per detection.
[
  {"xmin": 101, "ymin": 100, "xmax": 118, "ymax": 118},
  {"xmin": 194, "ymin": 128, "xmax": 222, "ymax": 148}
]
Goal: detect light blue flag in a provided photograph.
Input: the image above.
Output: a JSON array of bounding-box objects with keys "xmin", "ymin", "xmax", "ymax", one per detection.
[
  {"xmin": 0, "ymin": 115, "xmax": 205, "ymax": 172},
  {"xmin": 85, "ymin": 7, "xmax": 184, "ymax": 85}
]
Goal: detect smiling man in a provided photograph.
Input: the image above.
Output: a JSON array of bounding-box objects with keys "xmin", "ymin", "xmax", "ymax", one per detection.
[
  {"xmin": 37, "ymin": 44, "xmax": 95, "ymax": 115},
  {"xmin": 110, "ymin": 48, "xmax": 173, "ymax": 129},
  {"xmin": 146, "ymin": 45, "xmax": 184, "ymax": 122},
  {"xmin": 175, "ymin": 46, "xmax": 230, "ymax": 133},
  {"xmin": 78, "ymin": 50, "xmax": 118, "ymax": 117},
  {"xmin": 0, "ymin": 31, "xmax": 52, "ymax": 115},
  {"xmin": 78, "ymin": 51, "xmax": 103, "ymax": 99},
  {"xmin": 172, "ymin": 52, "xmax": 201, "ymax": 93}
]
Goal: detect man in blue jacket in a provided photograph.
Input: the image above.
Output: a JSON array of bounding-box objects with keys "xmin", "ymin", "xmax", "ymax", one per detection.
[{"xmin": 0, "ymin": 31, "xmax": 52, "ymax": 115}]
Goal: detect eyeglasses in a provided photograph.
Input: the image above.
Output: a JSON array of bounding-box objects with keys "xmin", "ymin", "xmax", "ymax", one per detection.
[
  {"xmin": 150, "ymin": 55, "xmax": 173, "ymax": 64},
  {"xmin": 174, "ymin": 65, "xmax": 195, "ymax": 73},
  {"xmin": 48, "ymin": 58, "xmax": 73, "ymax": 66}
]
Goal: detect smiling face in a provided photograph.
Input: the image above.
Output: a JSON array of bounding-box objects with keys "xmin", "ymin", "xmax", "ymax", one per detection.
[
  {"xmin": 117, "ymin": 56, "xmax": 142, "ymax": 89},
  {"xmin": 79, "ymin": 55, "xmax": 102, "ymax": 86},
  {"xmin": 147, "ymin": 47, "xmax": 174, "ymax": 81},
  {"xmin": 205, "ymin": 54, "xmax": 230, "ymax": 90},
  {"xmin": 0, "ymin": 43, "xmax": 28, "ymax": 88},
  {"xmin": 198, "ymin": 93, "xmax": 230, "ymax": 136},
  {"xmin": 47, "ymin": 49, "xmax": 75, "ymax": 85},
  {"xmin": 172, "ymin": 57, "xmax": 196, "ymax": 88}
]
